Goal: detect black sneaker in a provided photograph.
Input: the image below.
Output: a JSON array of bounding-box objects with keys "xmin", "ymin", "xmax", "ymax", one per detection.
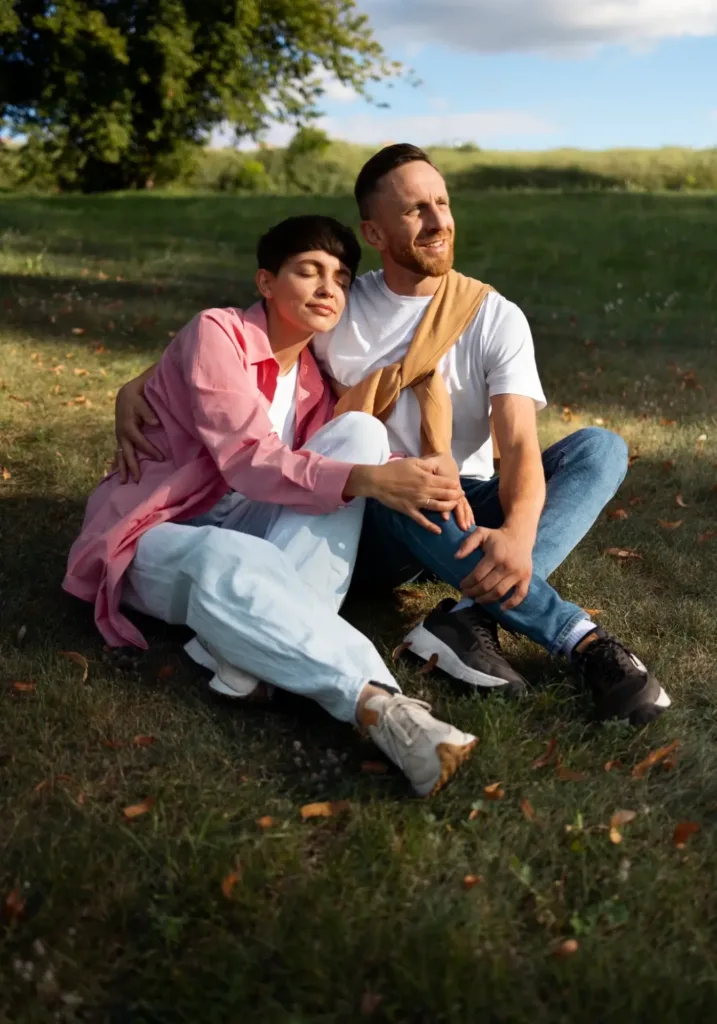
[
  {"xmin": 572, "ymin": 627, "xmax": 671, "ymax": 725},
  {"xmin": 403, "ymin": 598, "xmax": 528, "ymax": 696}
]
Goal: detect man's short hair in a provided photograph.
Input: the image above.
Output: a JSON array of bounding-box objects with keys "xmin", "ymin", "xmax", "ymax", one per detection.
[
  {"xmin": 354, "ymin": 143, "xmax": 435, "ymax": 219},
  {"xmin": 257, "ymin": 215, "xmax": 362, "ymax": 281}
]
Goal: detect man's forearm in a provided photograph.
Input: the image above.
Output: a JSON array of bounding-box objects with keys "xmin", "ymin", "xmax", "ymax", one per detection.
[{"xmin": 498, "ymin": 444, "xmax": 546, "ymax": 545}]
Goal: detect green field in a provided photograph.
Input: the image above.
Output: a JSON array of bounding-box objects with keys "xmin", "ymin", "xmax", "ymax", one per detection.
[{"xmin": 2, "ymin": 190, "xmax": 717, "ymax": 1022}]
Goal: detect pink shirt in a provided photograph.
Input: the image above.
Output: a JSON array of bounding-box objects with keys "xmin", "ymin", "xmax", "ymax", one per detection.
[{"xmin": 63, "ymin": 302, "xmax": 352, "ymax": 648}]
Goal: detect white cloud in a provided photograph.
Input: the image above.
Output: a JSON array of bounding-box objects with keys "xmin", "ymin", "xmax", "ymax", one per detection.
[
  {"xmin": 362, "ymin": 0, "xmax": 717, "ymax": 54},
  {"xmin": 320, "ymin": 108, "xmax": 556, "ymax": 146}
]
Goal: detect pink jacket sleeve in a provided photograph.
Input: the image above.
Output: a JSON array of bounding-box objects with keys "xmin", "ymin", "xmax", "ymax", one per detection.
[{"xmin": 185, "ymin": 310, "xmax": 352, "ymax": 512}]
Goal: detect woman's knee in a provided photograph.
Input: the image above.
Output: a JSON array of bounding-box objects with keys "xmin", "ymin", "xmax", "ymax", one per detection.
[{"xmin": 331, "ymin": 412, "xmax": 390, "ymax": 465}]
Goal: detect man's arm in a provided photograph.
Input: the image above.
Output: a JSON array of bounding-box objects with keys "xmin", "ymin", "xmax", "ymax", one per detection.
[
  {"xmin": 456, "ymin": 394, "xmax": 544, "ymax": 609},
  {"xmin": 114, "ymin": 362, "xmax": 161, "ymax": 482}
]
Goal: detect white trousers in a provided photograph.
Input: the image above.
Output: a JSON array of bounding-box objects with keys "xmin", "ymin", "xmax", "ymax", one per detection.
[{"xmin": 123, "ymin": 413, "xmax": 398, "ymax": 723}]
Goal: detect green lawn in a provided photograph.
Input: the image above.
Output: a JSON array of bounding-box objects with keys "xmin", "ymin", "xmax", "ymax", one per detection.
[{"xmin": 2, "ymin": 191, "xmax": 717, "ymax": 1022}]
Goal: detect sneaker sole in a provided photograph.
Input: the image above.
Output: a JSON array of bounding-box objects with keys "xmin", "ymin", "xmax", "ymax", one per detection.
[
  {"xmin": 403, "ymin": 624, "xmax": 527, "ymax": 695},
  {"xmin": 425, "ymin": 738, "xmax": 478, "ymax": 798}
]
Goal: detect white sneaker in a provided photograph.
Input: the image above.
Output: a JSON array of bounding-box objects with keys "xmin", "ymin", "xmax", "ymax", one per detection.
[
  {"xmin": 184, "ymin": 636, "xmax": 271, "ymax": 700},
  {"xmin": 361, "ymin": 694, "xmax": 477, "ymax": 797}
]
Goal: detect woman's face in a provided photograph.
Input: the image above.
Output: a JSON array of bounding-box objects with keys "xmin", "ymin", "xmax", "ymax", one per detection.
[{"xmin": 256, "ymin": 250, "xmax": 352, "ymax": 334}]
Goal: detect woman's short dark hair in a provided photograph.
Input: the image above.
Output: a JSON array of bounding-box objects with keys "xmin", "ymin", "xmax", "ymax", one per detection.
[
  {"xmin": 354, "ymin": 143, "xmax": 435, "ymax": 219},
  {"xmin": 256, "ymin": 215, "xmax": 361, "ymax": 281}
]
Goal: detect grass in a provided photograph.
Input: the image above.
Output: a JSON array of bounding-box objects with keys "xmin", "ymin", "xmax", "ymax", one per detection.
[{"xmin": 2, "ymin": 190, "xmax": 717, "ymax": 1022}]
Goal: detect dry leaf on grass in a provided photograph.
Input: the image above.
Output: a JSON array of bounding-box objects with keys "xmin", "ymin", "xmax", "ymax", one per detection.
[
  {"xmin": 699, "ymin": 531, "xmax": 717, "ymax": 543},
  {"xmin": 604, "ymin": 547, "xmax": 642, "ymax": 560},
  {"xmin": 360, "ymin": 991, "xmax": 384, "ymax": 1017},
  {"xmin": 12, "ymin": 681, "xmax": 35, "ymax": 693},
  {"xmin": 628, "ymin": 496, "xmax": 646, "ymax": 506},
  {"xmin": 71, "ymin": 327, "xmax": 85, "ymax": 335},
  {"xmin": 607, "ymin": 507, "xmax": 629, "ymax": 521},
  {"xmin": 556, "ymin": 764, "xmax": 586, "ymax": 782},
  {"xmin": 582, "ymin": 608, "xmax": 602, "ymax": 616},
  {"xmin": 156, "ymin": 663, "xmax": 174, "ymax": 680},
  {"xmin": 417, "ymin": 653, "xmax": 438, "ymax": 675},
  {"xmin": 553, "ymin": 938, "xmax": 579, "ymax": 958},
  {"xmin": 520, "ymin": 798, "xmax": 536, "ymax": 821},
  {"xmin": 609, "ymin": 809, "xmax": 637, "ymax": 844},
  {"xmin": 123, "ymin": 798, "xmax": 153, "ymax": 820},
  {"xmin": 673, "ymin": 821, "xmax": 700, "ymax": 849},
  {"xmin": 532, "ymin": 738, "xmax": 558, "ymax": 769},
  {"xmin": 3, "ymin": 886, "xmax": 26, "ymax": 922},
  {"xmin": 257, "ymin": 816, "xmax": 275, "ymax": 829},
  {"xmin": 662, "ymin": 459, "xmax": 677, "ymax": 471},
  {"xmin": 221, "ymin": 868, "xmax": 241, "ymax": 899},
  {"xmin": 675, "ymin": 494, "xmax": 689, "ymax": 508},
  {"xmin": 659, "ymin": 418, "xmax": 677, "ymax": 427},
  {"xmin": 34, "ymin": 773, "xmax": 72, "ymax": 793},
  {"xmin": 462, "ymin": 874, "xmax": 482, "ymax": 890},
  {"xmin": 604, "ymin": 760, "xmax": 624, "ymax": 773},
  {"xmin": 360, "ymin": 761, "xmax": 389, "ymax": 775},
  {"xmin": 102, "ymin": 738, "xmax": 126, "ymax": 750},
  {"xmin": 657, "ymin": 519, "xmax": 682, "ymax": 530},
  {"xmin": 300, "ymin": 800, "xmax": 349, "ymax": 820},
  {"xmin": 391, "ymin": 642, "xmax": 411, "ymax": 660},
  {"xmin": 59, "ymin": 651, "xmax": 89, "ymax": 682},
  {"xmin": 1, "ymin": 467, "xmax": 11, "ymax": 481},
  {"xmin": 132, "ymin": 735, "xmax": 154, "ymax": 747},
  {"xmin": 484, "ymin": 782, "xmax": 505, "ymax": 800},
  {"xmin": 631, "ymin": 740, "xmax": 679, "ymax": 778}
]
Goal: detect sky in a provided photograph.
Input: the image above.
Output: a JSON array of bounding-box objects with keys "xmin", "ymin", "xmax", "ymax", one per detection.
[{"xmin": 224, "ymin": 0, "xmax": 717, "ymax": 151}]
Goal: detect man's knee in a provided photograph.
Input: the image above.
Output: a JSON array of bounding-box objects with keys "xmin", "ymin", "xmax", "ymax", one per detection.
[
  {"xmin": 330, "ymin": 412, "xmax": 390, "ymax": 465},
  {"xmin": 572, "ymin": 426, "xmax": 629, "ymax": 484}
]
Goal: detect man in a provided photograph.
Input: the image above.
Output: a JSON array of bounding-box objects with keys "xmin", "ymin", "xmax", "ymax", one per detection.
[{"xmin": 116, "ymin": 147, "xmax": 670, "ymax": 726}]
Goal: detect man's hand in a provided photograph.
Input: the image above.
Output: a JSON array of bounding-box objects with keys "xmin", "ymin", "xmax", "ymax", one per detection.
[
  {"xmin": 114, "ymin": 366, "xmax": 162, "ymax": 483},
  {"xmin": 345, "ymin": 458, "xmax": 462, "ymax": 534},
  {"xmin": 455, "ymin": 524, "xmax": 533, "ymax": 609}
]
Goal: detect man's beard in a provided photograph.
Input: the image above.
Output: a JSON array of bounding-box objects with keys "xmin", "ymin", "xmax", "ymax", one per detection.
[{"xmin": 389, "ymin": 234, "xmax": 454, "ymax": 277}]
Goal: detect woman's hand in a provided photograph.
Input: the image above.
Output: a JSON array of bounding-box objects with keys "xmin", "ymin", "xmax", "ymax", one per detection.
[{"xmin": 345, "ymin": 458, "xmax": 462, "ymax": 533}]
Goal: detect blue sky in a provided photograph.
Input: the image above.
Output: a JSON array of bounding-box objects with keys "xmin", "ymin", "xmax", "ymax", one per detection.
[{"xmin": 232, "ymin": 0, "xmax": 717, "ymax": 151}]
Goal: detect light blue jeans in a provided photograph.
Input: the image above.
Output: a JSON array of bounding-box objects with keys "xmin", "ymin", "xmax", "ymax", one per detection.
[
  {"xmin": 364, "ymin": 428, "xmax": 629, "ymax": 654},
  {"xmin": 124, "ymin": 413, "xmax": 397, "ymax": 722}
]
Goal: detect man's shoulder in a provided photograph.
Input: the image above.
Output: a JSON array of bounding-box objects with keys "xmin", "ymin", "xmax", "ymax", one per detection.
[{"xmin": 471, "ymin": 290, "xmax": 529, "ymax": 336}]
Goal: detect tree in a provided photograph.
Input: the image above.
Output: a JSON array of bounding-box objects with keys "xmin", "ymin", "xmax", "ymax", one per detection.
[{"xmin": 0, "ymin": 0, "xmax": 397, "ymax": 191}]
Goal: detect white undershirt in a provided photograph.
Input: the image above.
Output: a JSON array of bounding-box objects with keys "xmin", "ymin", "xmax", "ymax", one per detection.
[
  {"xmin": 268, "ymin": 362, "xmax": 298, "ymax": 448},
  {"xmin": 312, "ymin": 270, "xmax": 547, "ymax": 480}
]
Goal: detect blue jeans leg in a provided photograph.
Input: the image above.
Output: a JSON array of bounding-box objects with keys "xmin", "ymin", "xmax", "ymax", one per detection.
[
  {"xmin": 365, "ymin": 500, "xmax": 586, "ymax": 655},
  {"xmin": 460, "ymin": 427, "xmax": 629, "ymax": 580}
]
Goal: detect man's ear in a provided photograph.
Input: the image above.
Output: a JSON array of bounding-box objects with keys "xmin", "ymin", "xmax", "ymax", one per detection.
[
  {"xmin": 255, "ymin": 268, "xmax": 274, "ymax": 300},
  {"xmin": 360, "ymin": 219, "xmax": 383, "ymax": 252}
]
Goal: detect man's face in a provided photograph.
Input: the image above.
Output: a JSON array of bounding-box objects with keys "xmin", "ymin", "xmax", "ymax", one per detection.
[{"xmin": 361, "ymin": 161, "xmax": 455, "ymax": 276}]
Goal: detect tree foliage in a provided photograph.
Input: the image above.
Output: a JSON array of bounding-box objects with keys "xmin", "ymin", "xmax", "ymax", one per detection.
[{"xmin": 0, "ymin": 0, "xmax": 397, "ymax": 191}]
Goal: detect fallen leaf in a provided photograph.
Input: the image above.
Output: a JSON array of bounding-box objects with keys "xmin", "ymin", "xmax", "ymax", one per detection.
[
  {"xmin": 675, "ymin": 493, "xmax": 689, "ymax": 508},
  {"xmin": 631, "ymin": 740, "xmax": 679, "ymax": 779},
  {"xmin": 257, "ymin": 815, "xmax": 275, "ymax": 829},
  {"xmin": 657, "ymin": 519, "xmax": 682, "ymax": 530},
  {"xmin": 561, "ymin": 406, "xmax": 573, "ymax": 423},
  {"xmin": 417, "ymin": 653, "xmax": 438, "ymax": 675},
  {"xmin": 462, "ymin": 874, "xmax": 482, "ymax": 890},
  {"xmin": 76, "ymin": 791, "xmax": 85, "ymax": 806},
  {"xmin": 607, "ymin": 507, "xmax": 629, "ymax": 521},
  {"xmin": 604, "ymin": 547, "xmax": 642, "ymax": 560},
  {"xmin": 71, "ymin": 327, "xmax": 85, "ymax": 335},
  {"xmin": 221, "ymin": 867, "xmax": 241, "ymax": 899},
  {"xmin": 582, "ymin": 608, "xmax": 602, "ymax": 617},
  {"xmin": 556, "ymin": 764, "xmax": 586, "ymax": 782},
  {"xmin": 604, "ymin": 760, "xmax": 624, "ymax": 773},
  {"xmin": 360, "ymin": 991, "xmax": 384, "ymax": 1017},
  {"xmin": 593, "ymin": 417, "xmax": 605, "ymax": 426},
  {"xmin": 468, "ymin": 808, "xmax": 480, "ymax": 821},
  {"xmin": 391, "ymin": 641, "xmax": 410, "ymax": 660},
  {"xmin": 1, "ymin": 467, "xmax": 11, "ymax": 481},
  {"xmin": 697, "ymin": 433, "xmax": 707, "ymax": 443},
  {"xmin": 553, "ymin": 938, "xmax": 579, "ymax": 958},
  {"xmin": 132, "ymin": 735, "xmax": 154, "ymax": 747},
  {"xmin": 699, "ymin": 531, "xmax": 717, "ymax": 543},
  {"xmin": 123, "ymin": 798, "xmax": 153, "ymax": 820},
  {"xmin": 628, "ymin": 496, "xmax": 646, "ymax": 506},
  {"xmin": 102, "ymin": 739, "xmax": 126, "ymax": 750},
  {"xmin": 532, "ymin": 738, "xmax": 558, "ymax": 769},
  {"xmin": 360, "ymin": 761, "xmax": 389, "ymax": 775},
  {"xmin": 156, "ymin": 663, "xmax": 174, "ymax": 680},
  {"xmin": 484, "ymin": 781, "xmax": 505, "ymax": 800},
  {"xmin": 673, "ymin": 821, "xmax": 699, "ymax": 849},
  {"xmin": 662, "ymin": 755, "xmax": 678, "ymax": 770},
  {"xmin": 662, "ymin": 460, "xmax": 676, "ymax": 472},
  {"xmin": 520, "ymin": 798, "xmax": 536, "ymax": 821},
  {"xmin": 12, "ymin": 681, "xmax": 35, "ymax": 693},
  {"xmin": 659, "ymin": 418, "xmax": 676, "ymax": 427},
  {"xmin": 300, "ymin": 800, "xmax": 350, "ymax": 820},
  {"xmin": 59, "ymin": 651, "xmax": 89, "ymax": 682},
  {"xmin": 3, "ymin": 886, "xmax": 26, "ymax": 922},
  {"xmin": 609, "ymin": 809, "xmax": 637, "ymax": 843}
]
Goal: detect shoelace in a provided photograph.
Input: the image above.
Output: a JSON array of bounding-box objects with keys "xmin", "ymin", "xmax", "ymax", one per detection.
[
  {"xmin": 462, "ymin": 607, "xmax": 502, "ymax": 654},
  {"xmin": 379, "ymin": 695, "xmax": 433, "ymax": 748},
  {"xmin": 579, "ymin": 637, "xmax": 638, "ymax": 687}
]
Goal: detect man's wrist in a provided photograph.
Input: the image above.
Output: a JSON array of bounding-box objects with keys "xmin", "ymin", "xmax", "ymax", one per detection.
[{"xmin": 501, "ymin": 516, "xmax": 538, "ymax": 547}]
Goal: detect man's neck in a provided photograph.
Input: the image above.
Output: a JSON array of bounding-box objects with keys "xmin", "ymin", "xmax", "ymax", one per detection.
[
  {"xmin": 381, "ymin": 260, "xmax": 443, "ymax": 298},
  {"xmin": 266, "ymin": 304, "xmax": 313, "ymax": 375}
]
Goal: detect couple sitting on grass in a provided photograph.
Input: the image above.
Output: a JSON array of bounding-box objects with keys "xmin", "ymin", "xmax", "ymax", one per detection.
[{"xmin": 64, "ymin": 144, "xmax": 670, "ymax": 798}]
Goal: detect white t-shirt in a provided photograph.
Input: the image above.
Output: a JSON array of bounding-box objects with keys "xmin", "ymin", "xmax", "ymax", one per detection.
[
  {"xmin": 312, "ymin": 270, "xmax": 547, "ymax": 480},
  {"xmin": 268, "ymin": 362, "xmax": 298, "ymax": 448}
]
